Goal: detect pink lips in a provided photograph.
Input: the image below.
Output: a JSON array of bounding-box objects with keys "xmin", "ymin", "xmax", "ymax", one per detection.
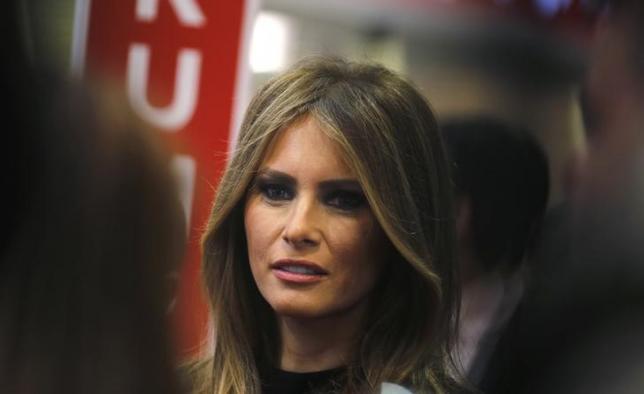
[{"xmin": 270, "ymin": 259, "xmax": 328, "ymax": 284}]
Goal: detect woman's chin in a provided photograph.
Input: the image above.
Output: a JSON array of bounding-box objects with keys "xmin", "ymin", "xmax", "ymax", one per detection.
[
  {"xmin": 270, "ymin": 302, "xmax": 328, "ymax": 320},
  {"xmin": 268, "ymin": 296, "xmax": 368, "ymax": 322}
]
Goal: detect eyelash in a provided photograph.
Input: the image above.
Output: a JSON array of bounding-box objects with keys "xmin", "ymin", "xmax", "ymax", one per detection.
[
  {"xmin": 258, "ymin": 183, "xmax": 293, "ymax": 202},
  {"xmin": 255, "ymin": 181, "xmax": 366, "ymax": 212},
  {"xmin": 324, "ymin": 190, "xmax": 366, "ymax": 211}
]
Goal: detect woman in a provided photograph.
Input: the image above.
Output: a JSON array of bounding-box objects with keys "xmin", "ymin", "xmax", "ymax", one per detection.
[{"xmin": 194, "ymin": 57, "xmax": 461, "ymax": 393}]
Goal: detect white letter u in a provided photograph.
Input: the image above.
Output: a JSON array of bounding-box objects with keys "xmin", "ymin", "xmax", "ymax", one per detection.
[{"xmin": 127, "ymin": 43, "xmax": 201, "ymax": 131}]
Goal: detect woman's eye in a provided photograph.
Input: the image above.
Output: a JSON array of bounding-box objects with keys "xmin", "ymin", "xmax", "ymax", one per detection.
[
  {"xmin": 260, "ymin": 183, "xmax": 293, "ymax": 202},
  {"xmin": 325, "ymin": 190, "xmax": 366, "ymax": 211}
]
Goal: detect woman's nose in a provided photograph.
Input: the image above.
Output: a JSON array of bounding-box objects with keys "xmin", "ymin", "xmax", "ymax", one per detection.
[{"xmin": 282, "ymin": 195, "xmax": 322, "ymax": 248}]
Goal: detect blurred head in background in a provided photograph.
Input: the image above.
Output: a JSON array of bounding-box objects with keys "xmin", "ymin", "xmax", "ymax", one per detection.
[
  {"xmin": 0, "ymin": 62, "xmax": 185, "ymax": 394},
  {"xmin": 443, "ymin": 117, "xmax": 550, "ymax": 283}
]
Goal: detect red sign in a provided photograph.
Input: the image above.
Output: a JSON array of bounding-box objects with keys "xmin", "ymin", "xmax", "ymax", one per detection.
[{"xmin": 74, "ymin": 0, "xmax": 252, "ymax": 357}]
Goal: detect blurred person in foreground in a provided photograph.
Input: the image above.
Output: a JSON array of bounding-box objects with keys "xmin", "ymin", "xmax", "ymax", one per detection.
[
  {"xmin": 559, "ymin": 0, "xmax": 644, "ymax": 391},
  {"xmin": 0, "ymin": 61, "xmax": 185, "ymax": 393},
  {"xmin": 476, "ymin": 1, "xmax": 644, "ymax": 393},
  {"xmin": 441, "ymin": 118, "xmax": 549, "ymax": 385}
]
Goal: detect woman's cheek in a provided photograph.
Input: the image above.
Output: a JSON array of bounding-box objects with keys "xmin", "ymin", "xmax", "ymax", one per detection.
[{"xmin": 246, "ymin": 200, "xmax": 288, "ymax": 257}]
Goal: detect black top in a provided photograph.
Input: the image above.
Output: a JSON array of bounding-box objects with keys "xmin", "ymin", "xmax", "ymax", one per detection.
[{"xmin": 260, "ymin": 365, "xmax": 346, "ymax": 394}]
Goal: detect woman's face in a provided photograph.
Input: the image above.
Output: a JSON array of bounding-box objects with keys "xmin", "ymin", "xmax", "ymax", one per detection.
[{"xmin": 244, "ymin": 116, "xmax": 389, "ymax": 320}]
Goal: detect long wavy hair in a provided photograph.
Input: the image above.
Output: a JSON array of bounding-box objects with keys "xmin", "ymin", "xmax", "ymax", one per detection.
[{"xmin": 195, "ymin": 57, "xmax": 460, "ymax": 393}]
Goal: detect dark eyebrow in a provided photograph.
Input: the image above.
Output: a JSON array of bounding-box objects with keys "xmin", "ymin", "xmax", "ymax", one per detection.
[
  {"xmin": 319, "ymin": 179, "xmax": 362, "ymax": 191},
  {"xmin": 255, "ymin": 168, "xmax": 361, "ymax": 190},
  {"xmin": 255, "ymin": 168, "xmax": 296, "ymax": 185}
]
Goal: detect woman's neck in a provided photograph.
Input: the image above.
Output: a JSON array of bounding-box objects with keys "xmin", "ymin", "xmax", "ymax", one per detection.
[{"xmin": 277, "ymin": 303, "xmax": 367, "ymax": 373}]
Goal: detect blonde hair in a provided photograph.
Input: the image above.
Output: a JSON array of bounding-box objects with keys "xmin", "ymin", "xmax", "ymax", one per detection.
[{"xmin": 196, "ymin": 57, "xmax": 460, "ymax": 393}]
